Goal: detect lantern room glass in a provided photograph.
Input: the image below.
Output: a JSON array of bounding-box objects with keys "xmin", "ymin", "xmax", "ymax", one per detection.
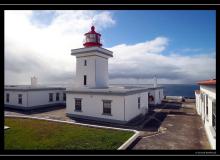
[
  {"xmin": 85, "ymin": 34, "xmax": 95, "ymax": 43},
  {"xmin": 83, "ymin": 26, "xmax": 102, "ymax": 47}
]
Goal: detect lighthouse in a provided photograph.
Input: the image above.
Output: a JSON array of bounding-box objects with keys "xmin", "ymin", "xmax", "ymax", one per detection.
[
  {"xmin": 66, "ymin": 25, "xmax": 164, "ymax": 124},
  {"xmin": 71, "ymin": 26, "xmax": 113, "ymax": 88}
]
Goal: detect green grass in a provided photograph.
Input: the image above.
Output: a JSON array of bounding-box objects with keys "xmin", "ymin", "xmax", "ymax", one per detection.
[{"xmin": 4, "ymin": 117, "xmax": 133, "ymax": 150}]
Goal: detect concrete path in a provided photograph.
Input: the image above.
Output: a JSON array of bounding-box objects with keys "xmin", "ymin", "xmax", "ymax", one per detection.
[{"xmin": 130, "ymin": 101, "xmax": 211, "ymax": 150}]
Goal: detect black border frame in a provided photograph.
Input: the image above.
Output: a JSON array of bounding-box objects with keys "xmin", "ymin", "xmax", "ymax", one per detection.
[{"xmin": 0, "ymin": 4, "xmax": 219, "ymax": 156}]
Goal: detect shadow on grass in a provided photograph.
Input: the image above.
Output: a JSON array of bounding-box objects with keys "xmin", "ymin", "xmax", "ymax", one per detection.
[{"xmin": 5, "ymin": 105, "xmax": 66, "ymax": 115}]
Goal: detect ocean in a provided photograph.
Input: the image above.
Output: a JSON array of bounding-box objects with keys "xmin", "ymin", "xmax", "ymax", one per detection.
[
  {"xmin": 47, "ymin": 83, "xmax": 199, "ymax": 98},
  {"xmin": 161, "ymin": 84, "xmax": 199, "ymax": 98},
  {"xmin": 110, "ymin": 84, "xmax": 199, "ymax": 98}
]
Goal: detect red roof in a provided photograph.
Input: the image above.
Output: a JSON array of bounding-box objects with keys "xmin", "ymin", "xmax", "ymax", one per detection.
[
  {"xmin": 197, "ymin": 79, "xmax": 216, "ymax": 85},
  {"xmin": 83, "ymin": 26, "xmax": 102, "ymax": 48},
  {"xmin": 84, "ymin": 26, "xmax": 101, "ymax": 36}
]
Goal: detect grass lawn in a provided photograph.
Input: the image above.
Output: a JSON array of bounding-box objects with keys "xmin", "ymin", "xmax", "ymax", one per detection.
[{"xmin": 4, "ymin": 117, "xmax": 134, "ymax": 150}]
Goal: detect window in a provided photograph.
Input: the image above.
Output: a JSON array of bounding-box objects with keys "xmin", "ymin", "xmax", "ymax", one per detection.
[
  {"xmin": 138, "ymin": 97, "xmax": 141, "ymax": 109},
  {"xmin": 87, "ymin": 34, "xmax": 96, "ymax": 42},
  {"xmin": 6, "ymin": 93, "xmax": 10, "ymax": 103},
  {"xmin": 103, "ymin": 100, "xmax": 112, "ymax": 115},
  {"xmin": 75, "ymin": 98, "xmax": 82, "ymax": 111},
  {"xmin": 212, "ymin": 100, "xmax": 216, "ymax": 131},
  {"xmin": 84, "ymin": 75, "xmax": 87, "ymax": 85},
  {"xmin": 206, "ymin": 95, "xmax": 208, "ymax": 118},
  {"xmin": 18, "ymin": 94, "xmax": 22, "ymax": 104},
  {"xmin": 84, "ymin": 60, "xmax": 87, "ymax": 66},
  {"xmin": 63, "ymin": 93, "xmax": 66, "ymax": 101},
  {"xmin": 90, "ymin": 34, "xmax": 96, "ymax": 40},
  {"xmin": 56, "ymin": 93, "xmax": 60, "ymax": 101},
  {"xmin": 49, "ymin": 93, "xmax": 53, "ymax": 102}
]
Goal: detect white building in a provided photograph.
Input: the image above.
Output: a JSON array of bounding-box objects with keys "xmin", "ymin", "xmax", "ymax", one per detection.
[
  {"xmin": 148, "ymin": 88, "xmax": 164, "ymax": 105},
  {"xmin": 66, "ymin": 26, "xmax": 164, "ymax": 124},
  {"xmin": 195, "ymin": 79, "xmax": 216, "ymax": 149},
  {"xmin": 148, "ymin": 75, "xmax": 164, "ymax": 105},
  {"xmin": 4, "ymin": 78, "xmax": 66, "ymax": 110}
]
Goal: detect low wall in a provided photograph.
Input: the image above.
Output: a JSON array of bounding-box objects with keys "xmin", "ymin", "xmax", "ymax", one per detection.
[{"xmin": 165, "ymin": 96, "xmax": 183, "ymax": 100}]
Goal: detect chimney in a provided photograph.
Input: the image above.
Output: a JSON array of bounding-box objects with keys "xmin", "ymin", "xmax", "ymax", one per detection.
[
  {"xmin": 31, "ymin": 76, "xmax": 38, "ymax": 86},
  {"xmin": 153, "ymin": 75, "xmax": 157, "ymax": 88}
]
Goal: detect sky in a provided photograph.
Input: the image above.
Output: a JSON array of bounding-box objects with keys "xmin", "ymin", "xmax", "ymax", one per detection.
[{"xmin": 4, "ymin": 10, "xmax": 216, "ymax": 85}]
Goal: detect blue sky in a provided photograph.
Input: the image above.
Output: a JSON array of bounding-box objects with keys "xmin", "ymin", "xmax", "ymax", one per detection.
[
  {"xmin": 103, "ymin": 10, "xmax": 215, "ymax": 55},
  {"xmin": 5, "ymin": 10, "xmax": 216, "ymax": 85}
]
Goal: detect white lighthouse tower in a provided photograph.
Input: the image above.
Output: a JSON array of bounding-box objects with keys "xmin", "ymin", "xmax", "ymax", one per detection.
[{"xmin": 71, "ymin": 26, "xmax": 113, "ymax": 88}]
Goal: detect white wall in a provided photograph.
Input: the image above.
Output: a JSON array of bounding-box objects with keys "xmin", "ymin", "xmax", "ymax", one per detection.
[
  {"xmin": 195, "ymin": 85, "xmax": 216, "ymax": 149},
  {"xmin": 125, "ymin": 92, "xmax": 148, "ymax": 121},
  {"xmin": 75, "ymin": 56, "xmax": 96, "ymax": 88},
  {"xmin": 28, "ymin": 90, "xmax": 65, "ymax": 107},
  {"xmin": 66, "ymin": 91, "xmax": 149, "ymax": 122},
  {"xmin": 148, "ymin": 88, "xmax": 164, "ymax": 105},
  {"xmin": 66, "ymin": 93, "xmax": 125, "ymax": 121},
  {"xmin": 95, "ymin": 56, "xmax": 108, "ymax": 87},
  {"xmin": 195, "ymin": 93, "xmax": 201, "ymax": 115},
  {"xmin": 75, "ymin": 55, "xmax": 109, "ymax": 88},
  {"xmin": 200, "ymin": 85, "xmax": 216, "ymax": 99},
  {"xmin": 5, "ymin": 90, "xmax": 66, "ymax": 108},
  {"xmin": 148, "ymin": 90, "xmax": 155, "ymax": 105},
  {"xmin": 154, "ymin": 89, "xmax": 164, "ymax": 104},
  {"xmin": 4, "ymin": 91, "xmax": 27, "ymax": 107}
]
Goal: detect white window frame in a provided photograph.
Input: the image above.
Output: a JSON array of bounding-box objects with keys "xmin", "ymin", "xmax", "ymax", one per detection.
[
  {"xmin": 75, "ymin": 98, "xmax": 82, "ymax": 112},
  {"xmin": 18, "ymin": 94, "xmax": 22, "ymax": 104},
  {"xmin": 103, "ymin": 100, "xmax": 112, "ymax": 115},
  {"xmin": 49, "ymin": 93, "xmax": 53, "ymax": 102},
  {"xmin": 63, "ymin": 93, "xmax": 66, "ymax": 101}
]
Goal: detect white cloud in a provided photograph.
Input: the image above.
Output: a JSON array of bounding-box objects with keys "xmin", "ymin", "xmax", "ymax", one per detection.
[
  {"xmin": 4, "ymin": 10, "xmax": 215, "ymax": 85},
  {"xmin": 4, "ymin": 10, "xmax": 115, "ymax": 85},
  {"xmin": 108, "ymin": 38, "xmax": 215, "ymax": 84}
]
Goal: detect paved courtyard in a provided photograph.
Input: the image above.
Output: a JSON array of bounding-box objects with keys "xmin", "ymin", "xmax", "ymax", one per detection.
[
  {"xmin": 130, "ymin": 101, "xmax": 211, "ymax": 150},
  {"xmin": 4, "ymin": 100, "xmax": 211, "ymax": 150}
]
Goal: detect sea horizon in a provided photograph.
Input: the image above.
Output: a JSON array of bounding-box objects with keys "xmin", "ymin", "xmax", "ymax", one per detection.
[{"xmin": 5, "ymin": 83, "xmax": 199, "ymax": 98}]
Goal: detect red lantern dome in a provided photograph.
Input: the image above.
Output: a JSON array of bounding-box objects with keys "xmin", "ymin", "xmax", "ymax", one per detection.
[{"xmin": 83, "ymin": 26, "xmax": 102, "ymax": 48}]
